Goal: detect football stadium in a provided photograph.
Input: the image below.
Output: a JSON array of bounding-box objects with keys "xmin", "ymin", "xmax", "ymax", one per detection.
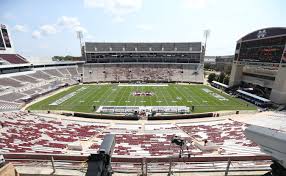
[{"xmin": 1, "ymin": 1, "xmax": 286, "ymax": 175}]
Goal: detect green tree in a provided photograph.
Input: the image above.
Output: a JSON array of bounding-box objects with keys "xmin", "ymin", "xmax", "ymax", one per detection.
[
  {"xmin": 52, "ymin": 55, "xmax": 81, "ymax": 61},
  {"xmin": 217, "ymin": 72, "xmax": 225, "ymax": 83},
  {"xmin": 204, "ymin": 63, "xmax": 211, "ymax": 70},
  {"xmin": 208, "ymin": 73, "xmax": 217, "ymax": 83},
  {"xmin": 223, "ymin": 75, "xmax": 230, "ymax": 85}
]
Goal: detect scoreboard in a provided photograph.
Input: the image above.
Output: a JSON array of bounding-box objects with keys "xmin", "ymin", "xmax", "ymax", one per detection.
[
  {"xmin": 0, "ymin": 24, "xmax": 12, "ymax": 50},
  {"xmin": 237, "ymin": 36, "xmax": 286, "ymax": 64},
  {"xmin": 0, "ymin": 27, "xmax": 5, "ymax": 50}
]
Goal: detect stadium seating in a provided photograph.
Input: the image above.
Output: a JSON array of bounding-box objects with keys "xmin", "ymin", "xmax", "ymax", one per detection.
[
  {"xmin": 0, "ymin": 111, "xmax": 107, "ymax": 154},
  {"xmin": 89, "ymin": 124, "xmax": 193, "ymax": 157},
  {"xmin": 28, "ymin": 71, "xmax": 51, "ymax": 80},
  {"xmin": 0, "ymin": 101, "xmax": 20, "ymax": 111},
  {"xmin": 178, "ymin": 120, "xmax": 261, "ymax": 155},
  {"xmin": 42, "ymin": 69, "xmax": 64, "ymax": 77},
  {"xmin": 83, "ymin": 64, "xmax": 203, "ymax": 83},
  {"xmin": 0, "ymin": 78, "xmax": 24, "ymax": 87},
  {"xmin": 67, "ymin": 67, "xmax": 79, "ymax": 78},
  {"xmin": 0, "ymin": 54, "xmax": 29, "ymax": 64},
  {"xmin": 12, "ymin": 75, "xmax": 40, "ymax": 84},
  {"xmin": 0, "ymin": 111, "xmax": 264, "ymax": 157},
  {"xmin": 22, "ymin": 88, "xmax": 43, "ymax": 95},
  {"xmin": 57, "ymin": 68, "xmax": 71, "ymax": 76},
  {"xmin": 0, "ymin": 92, "xmax": 26, "ymax": 102},
  {"xmin": 0, "ymin": 65, "xmax": 81, "ymax": 110}
]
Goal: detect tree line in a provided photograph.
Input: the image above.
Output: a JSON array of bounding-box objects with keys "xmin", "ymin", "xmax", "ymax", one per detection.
[{"xmin": 208, "ymin": 72, "xmax": 230, "ymax": 85}]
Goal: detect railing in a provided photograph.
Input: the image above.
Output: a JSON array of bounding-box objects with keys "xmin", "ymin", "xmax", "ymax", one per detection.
[{"xmin": 3, "ymin": 154, "xmax": 271, "ymax": 175}]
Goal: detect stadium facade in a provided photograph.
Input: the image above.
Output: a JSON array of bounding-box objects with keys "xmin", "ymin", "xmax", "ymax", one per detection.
[
  {"xmin": 229, "ymin": 27, "xmax": 286, "ymax": 104},
  {"xmin": 82, "ymin": 42, "xmax": 204, "ymax": 83}
]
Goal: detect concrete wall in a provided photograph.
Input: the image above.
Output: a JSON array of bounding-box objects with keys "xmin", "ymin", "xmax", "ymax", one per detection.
[
  {"xmin": 242, "ymin": 75, "xmax": 274, "ymax": 89},
  {"xmin": 229, "ymin": 63, "xmax": 244, "ymax": 86},
  {"xmin": 270, "ymin": 66, "xmax": 286, "ymax": 104}
]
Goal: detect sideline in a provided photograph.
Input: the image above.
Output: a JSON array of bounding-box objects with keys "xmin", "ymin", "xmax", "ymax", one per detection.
[{"xmin": 21, "ymin": 85, "xmax": 77, "ymax": 110}]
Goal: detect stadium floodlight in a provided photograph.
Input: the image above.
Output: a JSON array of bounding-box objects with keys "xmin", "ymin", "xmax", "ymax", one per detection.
[
  {"xmin": 77, "ymin": 31, "xmax": 83, "ymax": 58},
  {"xmin": 203, "ymin": 29, "xmax": 210, "ymax": 51},
  {"xmin": 77, "ymin": 31, "xmax": 83, "ymax": 41},
  {"xmin": 77, "ymin": 31, "xmax": 83, "ymax": 46}
]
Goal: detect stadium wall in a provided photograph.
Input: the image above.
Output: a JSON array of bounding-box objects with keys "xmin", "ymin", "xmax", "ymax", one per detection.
[
  {"xmin": 73, "ymin": 112, "xmax": 140, "ymax": 120},
  {"xmin": 73, "ymin": 112, "xmax": 213, "ymax": 120},
  {"xmin": 270, "ymin": 66, "xmax": 286, "ymax": 104}
]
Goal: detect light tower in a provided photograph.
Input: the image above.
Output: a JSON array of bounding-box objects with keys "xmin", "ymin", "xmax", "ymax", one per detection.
[
  {"xmin": 203, "ymin": 29, "xmax": 210, "ymax": 53},
  {"xmin": 76, "ymin": 31, "xmax": 83, "ymax": 59},
  {"xmin": 201, "ymin": 29, "xmax": 210, "ymax": 69}
]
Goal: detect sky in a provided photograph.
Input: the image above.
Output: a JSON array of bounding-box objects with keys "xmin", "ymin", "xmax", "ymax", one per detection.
[{"xmin": 0, "ymin": 0, "xmax": 285, "ymax": 63}]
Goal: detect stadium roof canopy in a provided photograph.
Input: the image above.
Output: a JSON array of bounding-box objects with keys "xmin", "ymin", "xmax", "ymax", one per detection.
[{"xmin": 238, "ymin": 27, "xmax": 286, "ymax": 42}]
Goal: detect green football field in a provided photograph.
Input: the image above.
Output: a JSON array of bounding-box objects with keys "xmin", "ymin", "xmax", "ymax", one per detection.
[{"xmin": 28, "ymin": 84, "xmax": 256, "ymax": 113}]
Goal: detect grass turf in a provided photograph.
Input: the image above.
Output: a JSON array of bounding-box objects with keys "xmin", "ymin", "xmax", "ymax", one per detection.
[{"xmin": 28, "ymin": 84, "xmax": 256, "ymax": 113}]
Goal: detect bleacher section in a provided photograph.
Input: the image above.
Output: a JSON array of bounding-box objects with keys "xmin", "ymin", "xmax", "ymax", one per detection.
[
  {"xmin": 0, "ymin": 111, "xmax": 107, "ymax": 154},
  {"xmin": 0, "ymin": 78, "xmax": 24, "ymax": 87},
  {"xmin": 0, "ymin": 54, "xmax": 28, "ymax": 64},
  {"xmin": 83, "ymin": 63, "xmax": 203, "ymax": 83},
  {"xmin": 0, "ymin": 92, "xmax": 26, "ymax": 102},
  {"xmin": 0, "ymin": 101, "xmax": 20, "ymax": 111},
  {"xmin": 178, "ymin": 120, "xmax": 261, "ymax": 155},
  {"xmin": 0, "ymin": 66, "xmax": 81, "ymax": 110},
  {"xmin": 28, "ymin": 71, "xmax": 51, "ymax": 80},
  {"xmin": 67, "ymin": 67, "xmax": 79, "ymax": 78},
  {"xmin": 12, "ymin": 75, "xmax": 40, "ymax": 83},
  {"xmin": 0, "ymin": 111, "xmax": 264, "ymax": 157},
  {"xmin": 42, "ymin": 69, "xmax": 64, "ymax": 77},
  {"xmin": 57, "ymin": 68, "xmax": 71, "ymax": 76},
  {"xmin": 82, "ymin": 42, "xmax": 203, "ymax": 83}
]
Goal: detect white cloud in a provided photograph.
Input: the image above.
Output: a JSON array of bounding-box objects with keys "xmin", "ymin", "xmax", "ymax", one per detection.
[
  {"xmin": 32, "ymin": 16, "xmax": 87, "ymax": 39},
  {"xmin": 57, "ymin": 16, "xmax": 87, "ymax": 33},
  {"xmin": 136, "ymin": 24, "xmax": 153, "ymax": 31},
  {"xmin": 40, "ymin": 25, "xmax": 57, "ymax": 35},
  {"xmin": 13, "ymin": 25, "xmax": 28, "ymax": 32},
  {"xmin": 32, "ymin": 30, "xmax": 42, "ymax": 39},
  {"xmin": 182, "ymin": 0, "xmax": 208, "ymax": 9},
  {"xmin": 57, "ymin": 16, "xmax": 81, "ymax": 29},
  {"xmin": 84, "ymin": 0, "xmax": 143, "ymax": 21}
]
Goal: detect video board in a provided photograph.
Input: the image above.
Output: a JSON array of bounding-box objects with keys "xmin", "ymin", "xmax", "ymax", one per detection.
[
  {"xmin": 0, "ymin": 29, "xmax": 5, "ymax": 50},
  {"xmin": 238, "ymin": 36, "xmax": 286, "ymax": 64},
  {"xmin": 1, "ymin": 26, "xmax": 11, "ymax": 48}
]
